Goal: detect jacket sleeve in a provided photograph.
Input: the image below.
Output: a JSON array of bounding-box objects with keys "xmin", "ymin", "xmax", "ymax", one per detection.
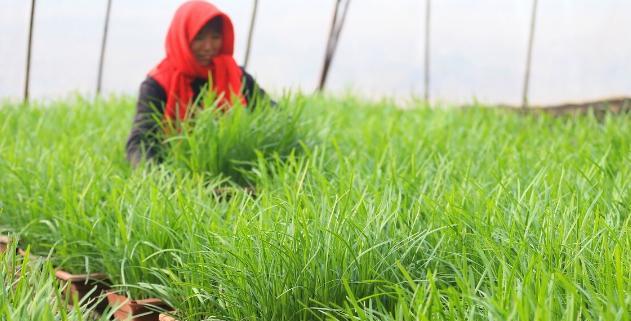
[
  {"xmin": 125, "ymin": 77, "xmax": 167, "ymax": 167},
  {"xmin": 241, "ymin": 68, "xmax": 276, "ymax": 109}
]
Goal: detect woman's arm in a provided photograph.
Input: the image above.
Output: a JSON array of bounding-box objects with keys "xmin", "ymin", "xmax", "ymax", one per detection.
[
  {"xmin": 240, "ymin": 68, "xmax": 276, "ymax": 108},
  {"xmin": 125, "ymin": 77, "xmax": 167, "ymax": 167}
]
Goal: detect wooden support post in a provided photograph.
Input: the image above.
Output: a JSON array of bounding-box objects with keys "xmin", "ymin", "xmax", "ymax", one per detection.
[
  {"xmin": 23, "ymin": 0, "xmax": 36, "ymax": 103},
  {"xmin": 96, "ymin": 0, "xmax": 112, "ymax": 96},
  {"xmin": 318, "ymin": 0, "xmax": 351, "ymax": 92},
  {"xmin": 424, "ymin": 0, "xmax": 431, "ymax": 103},
  {"xmin": 243, "ymin": 0, "xmax": 258, "ymax": 69},
  {"xmin": 522, "ymin": 0, "xmax": 539, "ymax": 109}
]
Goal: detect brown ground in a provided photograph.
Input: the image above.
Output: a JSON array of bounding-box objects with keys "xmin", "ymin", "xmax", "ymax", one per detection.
[
  {"xmin": 534, "ymin": 97, "xmax": 631, "ymax": 117},
  {"xmin": 500, "ymin": 97, "xmax": 631, "ymax": 118}
]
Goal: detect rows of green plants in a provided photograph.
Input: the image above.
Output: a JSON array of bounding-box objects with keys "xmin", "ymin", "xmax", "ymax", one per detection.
[{"xmin": 0, "ymin": 95, "xmax": 629, "ymax": 320}]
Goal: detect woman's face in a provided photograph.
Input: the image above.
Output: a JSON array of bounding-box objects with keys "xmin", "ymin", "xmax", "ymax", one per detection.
[{"xmin": 190, "ymin": 25, "xmax": 223, "ymax": 66}]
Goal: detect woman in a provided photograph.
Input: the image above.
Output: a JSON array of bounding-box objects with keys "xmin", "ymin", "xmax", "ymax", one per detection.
[{"xmin": 126, "ymin": 1, "xmax": 273, "ymax": 167}]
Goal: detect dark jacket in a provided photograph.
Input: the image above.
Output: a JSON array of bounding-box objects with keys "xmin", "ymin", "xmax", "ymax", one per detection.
[{"xmin": 125, "ymin": 68, "xmax": 272, "ymax": 167}]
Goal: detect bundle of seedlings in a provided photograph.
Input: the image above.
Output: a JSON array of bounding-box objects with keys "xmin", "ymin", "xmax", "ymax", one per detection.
[{"xmin": 162, "ymin": 91, "xmax": 315, "ymax": 187}]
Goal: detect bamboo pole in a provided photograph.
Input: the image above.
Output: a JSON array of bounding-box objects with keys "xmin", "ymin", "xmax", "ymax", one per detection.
[
  {"xmin": 318, "ymin": 0, "xmax": 351, "ymax": 91},
  {"xmin": 334, "ymin": 0, "xmax": 351, "ymax": 46},
  {"xmin": 326, "ymin": 0, "xmax": 351, "ymax": 65},
  {"xmin": 424, "ymin": 0, "xmax": 431, "ymax": 103},
  {"xmin": 522, "ymin": 0, "xmax": 538, "ymax": 109},
  {"xmin": 318, "ymin": 0, "xmax": 341, "ymax": 91},
  {"xmin": 23, "ymin": 0, "xmax": 36, "ymax": 103},
  {"xmin": 243, "ymin": 0, "xmax": 259, "ymax": 69},
  {"xmin": 96, "ymin": 0, "xmax": 112, "ymax": 96}
]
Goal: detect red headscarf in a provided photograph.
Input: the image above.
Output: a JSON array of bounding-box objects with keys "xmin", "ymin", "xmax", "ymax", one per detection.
[{"xmin": 149, "ymin": 1, "xmax": 246, "ymax": 120}]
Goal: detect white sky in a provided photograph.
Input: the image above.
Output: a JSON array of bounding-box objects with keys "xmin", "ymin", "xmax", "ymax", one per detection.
[{"xmin": 1, "ymin": 0, "xmax": 630, "ymax": 105}]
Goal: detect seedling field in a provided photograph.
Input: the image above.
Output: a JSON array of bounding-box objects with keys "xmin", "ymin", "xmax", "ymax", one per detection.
[{"xmin": 0, "ymin": 95, "xmax": 629, "ymax": 320}]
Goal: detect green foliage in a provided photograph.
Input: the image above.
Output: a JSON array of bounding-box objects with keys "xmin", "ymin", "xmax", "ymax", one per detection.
[
  {"xmin": 0, "ymin": 96, "xmax": 630, "ymax": 320},
  {"xmin": 0, "ymin": 239, "xmax": 112, "ymax": 321}
]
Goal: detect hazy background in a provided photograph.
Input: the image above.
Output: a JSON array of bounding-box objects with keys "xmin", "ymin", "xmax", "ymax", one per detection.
[{"xmin": 1, "ymin": 0, "xmax": 630, "ymax": 105}]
